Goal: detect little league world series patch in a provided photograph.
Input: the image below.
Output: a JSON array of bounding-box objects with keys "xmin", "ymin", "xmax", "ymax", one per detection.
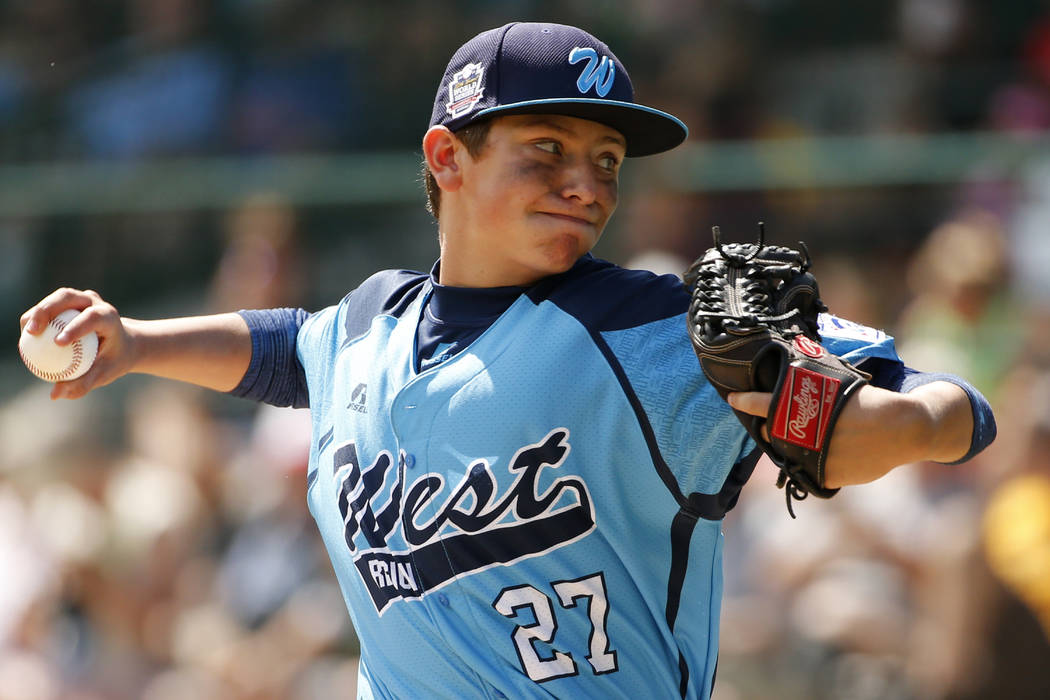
[{"xmin": 446, "ymin": 62, "xmax": 485, "ymax": 118}]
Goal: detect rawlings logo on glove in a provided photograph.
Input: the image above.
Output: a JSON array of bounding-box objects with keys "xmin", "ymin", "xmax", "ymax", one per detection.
[
  {"xmin": 684, "ymin": 223, "xmax": 870, "ymax": 517},
  {"xmin": 773, "ymin": 366, "xmax": 838, "ymax": 449}
]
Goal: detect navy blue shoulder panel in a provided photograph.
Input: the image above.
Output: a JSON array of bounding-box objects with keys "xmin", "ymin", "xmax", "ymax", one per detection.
[
  {"xmin": 343, "ymin": 269, "xmax": 429, "ymax": 341},
  {"xmin": 525, "ymin": 255, "xmax": 688, "ymax": 331}
]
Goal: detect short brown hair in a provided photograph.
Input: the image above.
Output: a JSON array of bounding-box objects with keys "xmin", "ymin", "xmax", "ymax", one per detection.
[{"xmin": 422, "ymin": 119, "xmax": 494, "ymax": 219}]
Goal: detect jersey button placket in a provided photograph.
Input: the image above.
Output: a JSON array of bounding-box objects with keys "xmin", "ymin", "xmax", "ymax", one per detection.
[{"xmin": 390, "ymin": 385, "xmax": 427, "ymax": 476}]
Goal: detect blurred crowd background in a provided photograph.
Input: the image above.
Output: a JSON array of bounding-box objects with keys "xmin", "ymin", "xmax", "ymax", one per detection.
[{"xmin": 2, "ymin": 1, "xmax": 1050, "ymax": 698}]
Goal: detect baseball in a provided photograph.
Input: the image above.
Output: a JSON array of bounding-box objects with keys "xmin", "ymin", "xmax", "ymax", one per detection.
[{"xmin": 19, "ymin": 309, "xmax": 99, "ymax": 383}]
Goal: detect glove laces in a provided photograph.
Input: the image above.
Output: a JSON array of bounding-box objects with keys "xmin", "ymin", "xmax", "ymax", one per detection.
[
  {"xmin": 694, "ymin": 223, "xmax": 806, "ymax": 328},
  {"xmin": 775, "ymin": 471, "xmax": 809, "ymax": 519}
]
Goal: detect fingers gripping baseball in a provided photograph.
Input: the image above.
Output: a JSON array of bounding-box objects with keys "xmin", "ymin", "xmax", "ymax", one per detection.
[{"xmin": 20, "ymin": 289, "xmax": 134, "ymax": 399}]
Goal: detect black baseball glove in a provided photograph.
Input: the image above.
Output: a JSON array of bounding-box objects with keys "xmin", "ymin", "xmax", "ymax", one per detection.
[{"xmin": 684, "ymin": 224, "xmax": 870, "ymax": 517}]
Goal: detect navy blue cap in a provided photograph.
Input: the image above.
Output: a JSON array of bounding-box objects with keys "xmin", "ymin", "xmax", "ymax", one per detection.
[{"xmin": 429, "ymin": 22, "xmax": 688, "ymax": 157}]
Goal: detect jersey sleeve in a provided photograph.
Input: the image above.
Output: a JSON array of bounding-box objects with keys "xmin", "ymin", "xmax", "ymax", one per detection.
[
  {"xmin": 228, "ymin": 307, "xmax": 311, "ymax": 408},
  {"xmin": 818, "ymin": 313, "xmax": 901, "ymax": 365},
  {"xmin": 293, "ymin": 298, "xmax": 349, "ymax": 418}
]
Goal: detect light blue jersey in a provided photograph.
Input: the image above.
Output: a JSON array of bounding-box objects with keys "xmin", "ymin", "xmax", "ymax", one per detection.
[{"xmin": 230, "ymin": 254, "xmax": 985, "ymax": 699}]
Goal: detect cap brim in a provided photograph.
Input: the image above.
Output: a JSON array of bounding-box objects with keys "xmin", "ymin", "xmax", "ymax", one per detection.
[{"xmin": 474, "ymin": 98, "xmax": 688, "ymax": 157}]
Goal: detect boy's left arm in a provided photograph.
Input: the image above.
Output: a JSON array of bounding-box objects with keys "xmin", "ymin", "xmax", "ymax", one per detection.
[{"xmin": 730, "ymin": 362, "xmax": 996, "ymax": 488}]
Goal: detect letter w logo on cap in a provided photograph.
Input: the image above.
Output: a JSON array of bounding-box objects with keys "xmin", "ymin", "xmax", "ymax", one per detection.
[{"xmin": 569, "ymin": 47, "xmax": 615, "ymax": 97}]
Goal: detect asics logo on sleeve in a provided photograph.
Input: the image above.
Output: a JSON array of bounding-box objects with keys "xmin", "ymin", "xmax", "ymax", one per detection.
[{"xmin": 332, "ymin": 428, "xmax": 595, "ymax": 613}]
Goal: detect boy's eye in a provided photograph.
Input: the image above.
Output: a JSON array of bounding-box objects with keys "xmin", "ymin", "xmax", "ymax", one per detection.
[
  {"xmin": 598, "ymin": 155, "xmax": 620, "ymax": 172},
  {"xmin": 535, "ymin": 141, "xmax": 561, "ymax": 155}
]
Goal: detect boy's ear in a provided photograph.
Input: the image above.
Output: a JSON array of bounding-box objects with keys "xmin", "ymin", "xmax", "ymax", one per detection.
[{"xmin": 423, "ymin": 126, "xmax": 464, "ymax": 193}]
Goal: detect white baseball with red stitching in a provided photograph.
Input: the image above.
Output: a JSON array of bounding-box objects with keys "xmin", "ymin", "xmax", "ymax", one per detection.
[{"xmin": 18, "ymin": 309, "xmax": 99, "ymax": 383}]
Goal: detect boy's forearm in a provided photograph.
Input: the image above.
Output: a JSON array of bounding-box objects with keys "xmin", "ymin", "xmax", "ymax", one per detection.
[
  {"xmin": 125, "ymin": 313, "xmax": 252, "ymax": 392},
  {"xmin": 910, "ymin": 381, "xmax": 975, "ymax": 464},
  {"xmin": 822, "ymin": 380, "xmax": 982, "ymax": 488}
]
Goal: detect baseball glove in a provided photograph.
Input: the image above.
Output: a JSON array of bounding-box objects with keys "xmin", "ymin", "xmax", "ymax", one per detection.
[{"xmin": 684, "ymin": 223, "xmax": 870, "ymax": 517}]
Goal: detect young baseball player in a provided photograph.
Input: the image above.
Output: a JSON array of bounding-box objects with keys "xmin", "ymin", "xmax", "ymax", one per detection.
[{"xmin": 21, "ymin": 22, "xmax": 994, "ymax": 699}]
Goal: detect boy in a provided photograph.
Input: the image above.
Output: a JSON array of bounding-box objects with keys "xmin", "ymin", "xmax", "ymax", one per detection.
[{"xmin": 21, "ymin": 22, "xmax": 994, "ymax": 699}]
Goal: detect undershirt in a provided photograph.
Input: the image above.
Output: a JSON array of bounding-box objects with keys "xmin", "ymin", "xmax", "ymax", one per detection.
[{"xmin": 414, "ymin": 264, "xmax": 525, "ymax": 373}]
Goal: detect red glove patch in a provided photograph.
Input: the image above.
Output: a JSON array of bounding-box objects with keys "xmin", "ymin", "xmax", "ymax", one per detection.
[{"xmin": 771, "ymin": 364, "xmax": 841, "ymax": 451}]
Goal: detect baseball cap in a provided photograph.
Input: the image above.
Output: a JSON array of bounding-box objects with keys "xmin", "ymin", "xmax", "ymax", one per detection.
[{"xmin": 428, "ymin": 22, "xmax": 688, "ymax": 157}]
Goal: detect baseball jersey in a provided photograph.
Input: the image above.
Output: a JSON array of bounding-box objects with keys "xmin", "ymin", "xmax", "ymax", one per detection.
[{"xmin": 230, "ymin": 254, "xmax": 975, "ymax": 699}]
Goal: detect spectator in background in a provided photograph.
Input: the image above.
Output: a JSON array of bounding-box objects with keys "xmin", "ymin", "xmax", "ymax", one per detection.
[
  {"xmin": 0, "ymin": 0, "xmax": 109, "ymax": 161},
  {"xmin": 225, "ymin": 2, "xmax": 362, "ymax": 154},
  {"xmin": 983, "ymin": 376, "xmax": 1050, "ymax": 622},
  {"xmin": 0, "ymin": 59, "xmax": 25, "ymax": 130},
  {"xmin": 954, "ymin": 356, "xmax": 1050, "ymax": 700},
  {"xmin": 619, "ymin": 187, "xmax": 700, "ymax": 277},
  {"xmin": 717, "ymin": 447, "xmax": 991, "ymax": 700},
  {"xmin": 895, "ymin": 209, "xmax": 1022, "ymax": 400},
  {"xmin": 64, "ymin": 0, "xmax": 231, "ymax": 158},
  {"xmin": 207, "ymin": 192, "xmax": 306, "ymax": 313},
  {"xmin": 0, "ymin": 182, "xmax": 350, "ymax": 699},
  {"xmin": 715, "ymin": 210, "xmax": 1024, "ymax": 700}
]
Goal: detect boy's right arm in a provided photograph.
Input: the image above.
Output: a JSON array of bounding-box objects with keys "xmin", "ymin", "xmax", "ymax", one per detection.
[{"xmin": 20, "ymin": 288, "xmax": 252, "ymax": 400}]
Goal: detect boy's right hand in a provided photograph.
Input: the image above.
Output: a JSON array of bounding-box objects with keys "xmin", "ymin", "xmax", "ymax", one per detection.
[{"xmin": 19, "ymin": 288, "xmax": 136, "ymax": 400}]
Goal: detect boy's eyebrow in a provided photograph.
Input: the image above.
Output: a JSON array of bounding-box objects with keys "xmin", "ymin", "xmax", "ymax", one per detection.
[{"xmin": 518, "ymin": 117, "xmax": 627, "ymax": 149}]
